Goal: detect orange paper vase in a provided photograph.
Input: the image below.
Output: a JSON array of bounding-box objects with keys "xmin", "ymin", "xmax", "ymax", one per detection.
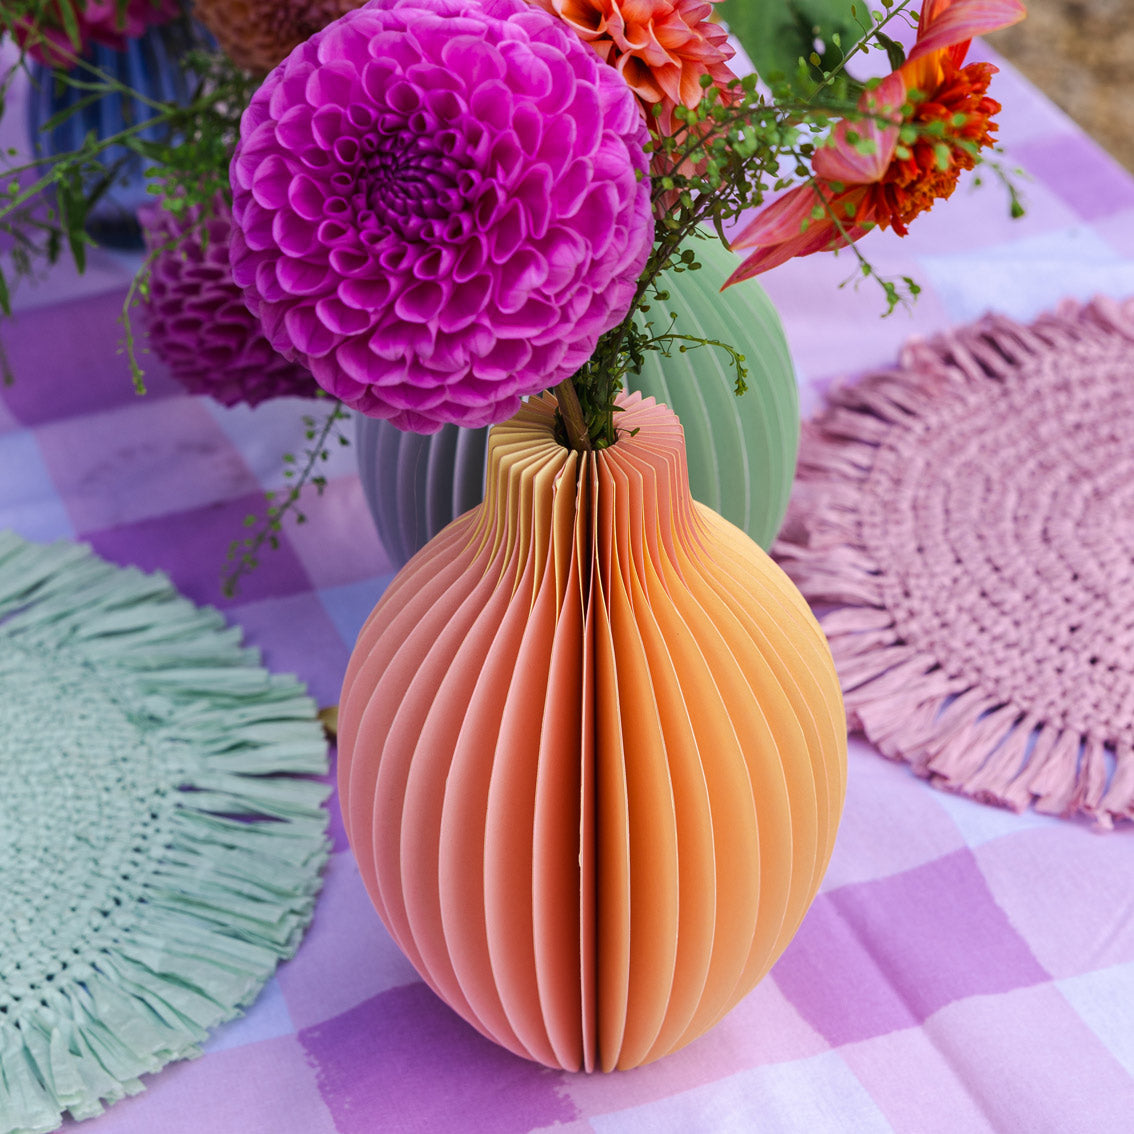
[{"xmin": 338, "ymin": 393, "xmax": 846, "ymax": 1072}]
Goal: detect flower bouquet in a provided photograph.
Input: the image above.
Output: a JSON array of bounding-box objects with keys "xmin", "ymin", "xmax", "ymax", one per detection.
[{"xmin": 1, "ymin": 0, "xmax": 1026, "ymax": 1072}]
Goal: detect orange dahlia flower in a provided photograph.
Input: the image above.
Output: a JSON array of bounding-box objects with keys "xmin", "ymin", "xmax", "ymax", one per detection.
[
  {"xmin": 726, "ymin": 0, "xmax": 1027, "ymax": 284},
  {"xmin": 192, "ymin": 0, "xmax": 365, "ymax": 75},
  {"xmin": 528, "ymin": 0, "xmax": 737, "ymax": 131}
]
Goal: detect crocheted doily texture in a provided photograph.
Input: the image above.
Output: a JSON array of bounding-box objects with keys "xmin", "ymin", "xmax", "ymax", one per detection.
[
  {"xmin": 775, "ymin": 297, "xmax": 1134, "ymax": 828},
  {"xmin": 0, "ymin": 534, "xmax": 330, "ymax": 1133}
]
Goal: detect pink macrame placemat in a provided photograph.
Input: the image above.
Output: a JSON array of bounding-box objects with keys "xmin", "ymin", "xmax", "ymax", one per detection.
[{"xmin": 775, "ymin": 297, "xmax": 1134, "ymax": 828}]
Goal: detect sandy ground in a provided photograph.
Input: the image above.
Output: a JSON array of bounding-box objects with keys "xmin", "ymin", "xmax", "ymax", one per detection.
[{"xmin": 988, "ymin": 0, "xmax": 1134, "ymax": 171}]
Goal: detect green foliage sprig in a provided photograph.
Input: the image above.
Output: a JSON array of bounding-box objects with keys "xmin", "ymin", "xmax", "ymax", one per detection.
[{"xmin": 222, "ymin": 400, "xmax": 351, "ymax": 598}]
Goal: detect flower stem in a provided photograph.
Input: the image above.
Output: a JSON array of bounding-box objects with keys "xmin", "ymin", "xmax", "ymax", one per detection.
[{"xmin": 554, "ymin": 377, "xmax": 593, "ymax": 453}]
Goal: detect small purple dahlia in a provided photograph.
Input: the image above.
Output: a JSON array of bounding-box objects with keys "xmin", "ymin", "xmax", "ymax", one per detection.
[
  {"xmin": 141, "ymin": 200, "xmax": 322, "ymax": 408},
  {"xmin": 229, "ymin": 0, "xmax": 654, "ymax": 432}
]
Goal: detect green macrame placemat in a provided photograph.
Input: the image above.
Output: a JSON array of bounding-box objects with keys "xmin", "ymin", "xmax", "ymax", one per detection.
[{"xmin": 0, "ymin": 533, "xmax": 331, "ymax": 1134}]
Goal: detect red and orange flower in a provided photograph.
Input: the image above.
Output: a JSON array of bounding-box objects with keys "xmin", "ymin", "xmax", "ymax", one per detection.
[
  {"xmin": 725, "ymin": 0, "xmax": 1027, "ymax": 283},
  {"xmin": 527, "ymin": 0, "xmax": 737, "ymax": 132}
]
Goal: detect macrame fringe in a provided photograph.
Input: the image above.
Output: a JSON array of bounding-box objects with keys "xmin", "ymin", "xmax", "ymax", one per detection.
[
  {"xmin": 774, "ymin": 298, "xmax": 1134, "ymax": 829},
  {"xmin": 0, "ymin": 533, "xmax": 330, "ymax": 1134}
]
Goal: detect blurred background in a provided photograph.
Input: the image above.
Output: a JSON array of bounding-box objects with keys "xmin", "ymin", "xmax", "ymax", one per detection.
[{"xmin": 989, "ymin": 0, "xmax": 1133, "ymax": 171}]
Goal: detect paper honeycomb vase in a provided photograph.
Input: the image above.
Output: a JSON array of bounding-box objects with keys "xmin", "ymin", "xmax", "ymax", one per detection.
[{"xmin": 338, "ymin": 393, "xmax": 846, "ymax": 1071}]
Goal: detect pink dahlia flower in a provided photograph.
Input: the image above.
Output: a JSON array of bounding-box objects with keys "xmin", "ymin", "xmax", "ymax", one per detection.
[
  {"xmin": 17, "ymin": 1, "xmax": 181, "ymax": 68},
  {"xmin": 141, "ymin": 200, "xmax": 322, "ymax": 408},
  {"xmin": 229, "ymin": 0, "xmax": 654, "ymax": 433}
]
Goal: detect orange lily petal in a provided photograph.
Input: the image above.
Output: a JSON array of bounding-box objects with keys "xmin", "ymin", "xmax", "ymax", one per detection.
[
  {"xmin": 723, "ymin": 242, "xmax": 809, "ymax": 284},
  {"xmin": 728, "ymin": 184, "xmax": 826, "ymax": 250},
  {"xmin": 812, "ymin": 71, "xmax": 906, "ymax": 185},
  {"xmin": 919, "ymin": 0, "xmax": 954, "ymax": 22},
  {"xmin": 901, "ymin": 50, "xmax": 947, "ymax": 95},
  {"xmin": 725, "ymin": 185, "xmax": 874, "ymax": 283},
  {"xmin": 724, "ymin": 218, "xmax": 873, "ymax": 285},
  {"xmin": 909, "ymin": 0, "xmax": 1026, "ymax": 64}
]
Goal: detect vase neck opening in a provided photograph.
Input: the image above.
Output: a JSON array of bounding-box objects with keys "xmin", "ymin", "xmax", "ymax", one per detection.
[{"xmin": 474, "ymin": 393, "xmax": 703, "ymax": 593}]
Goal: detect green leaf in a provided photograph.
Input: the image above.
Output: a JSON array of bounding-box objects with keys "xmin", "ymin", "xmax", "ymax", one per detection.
[
  {"xmin": 55, "ymin": 177, "xmax": 88, "ymax": 275},
  {"xmin": 57, "ymin": 0, "xmax": 84, "ymax": 53},
  {"xmin": 874, "ymin": 30, "xmax": 906, "ymax": 72},
  {"xmin": 718, "ymin": 0, "xmax": 859, "ymax": 93},
  {"xmin": 39, "ymin": 93, "xmax": 107, "ymax": 135}
]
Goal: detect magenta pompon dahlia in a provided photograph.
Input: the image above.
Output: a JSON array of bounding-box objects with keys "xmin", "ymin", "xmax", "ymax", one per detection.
[
  {"xmin": 229, "ymin": 0, "xmax": 654, "ymax": 433},
  {"xmin": 141, "ymin": 200, "xmax": 323, "ymax": 409}
]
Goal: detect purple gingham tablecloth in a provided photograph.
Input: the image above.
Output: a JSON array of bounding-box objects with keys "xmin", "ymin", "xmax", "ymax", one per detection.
[{"xmin": 3, "ymin": 44, "xmax": 1134, "ymax": 1134}]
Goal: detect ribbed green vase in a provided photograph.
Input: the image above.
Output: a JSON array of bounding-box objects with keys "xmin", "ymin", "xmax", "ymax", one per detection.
[
  {"xmin": 627, "ymin": 235, "xmax": 799, "ymax": 549},
  {"xmin": 356, "ymin": 236, "xmax": 799, "ymax": 563}
]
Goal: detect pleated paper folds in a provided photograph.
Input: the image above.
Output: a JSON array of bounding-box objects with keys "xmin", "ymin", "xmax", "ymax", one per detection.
[{"xmin": 338, "ymin": 393, "xmax": 846, "ymax": 1071}]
